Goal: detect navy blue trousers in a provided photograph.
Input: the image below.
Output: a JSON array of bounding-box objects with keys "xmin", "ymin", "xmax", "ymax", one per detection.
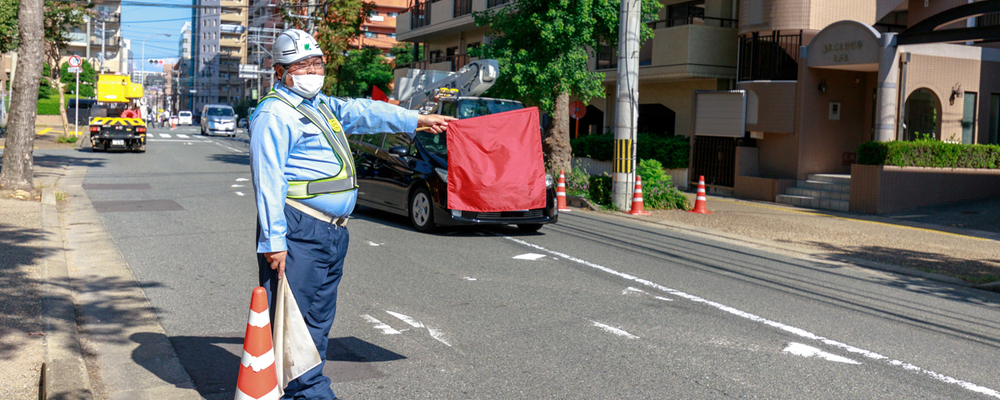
[{"xmin": 258, "ymin": 204, "xmax": 349, "ymax": 400}]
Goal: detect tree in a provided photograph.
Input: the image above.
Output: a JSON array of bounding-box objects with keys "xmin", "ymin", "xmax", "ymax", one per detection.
[
  {"xmin": 335, "ymin": 47, "xmax": 394, "ymax": 98},
  {"xmin": 473, "ymin": 0, "xmax": 659, "ymax": 173},
  {"xmin": 303, "ymin": 0, "xmax": 373, "ymax": 96},
  {"xmin": 60, "ymin": 59, "xmax": 98, "ymax": 98},
  {"xmin": 389, "ymin": 42, "xmax": 420, "ymax": 67},
  {"xmin": 43, "ymin": 0, "xmax": 91, "ymax": 139},
  {"xmin": 0, "ymin": 0, "xmax": 44, "ymax": 191},
  {"xmin": 0, "ymin": 0, "xmax": 17, "ymax": 53}
]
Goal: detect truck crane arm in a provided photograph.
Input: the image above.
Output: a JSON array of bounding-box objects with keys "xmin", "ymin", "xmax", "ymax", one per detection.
[{"xmin": 396, "ymin": 59, "xmax": 500, "ymax": 112}]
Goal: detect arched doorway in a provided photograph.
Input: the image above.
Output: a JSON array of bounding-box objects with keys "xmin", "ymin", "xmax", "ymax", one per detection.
[{"xmin": 904, "ymin": 88, "xmax": 941, "ymax": 141}]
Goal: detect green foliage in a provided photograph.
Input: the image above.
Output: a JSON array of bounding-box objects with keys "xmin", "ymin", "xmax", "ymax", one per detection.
[
  {"xmin": 857, "ymin": 140, "xmax": 1000, "ymax": 169},
  {"xmin": 636, "ymin": 159, "xmax": 689, "ymax": 210},
  {"xmin": 38, "ymin": 76, "xmax": 58, "ymax": 99},
  {"xmin": 472, "ymin": 0, "xmax": 660, "ymax": 112},
  {"xmin": 570, "ymin": 134, "xmax": 690, "ymax": 169},
  {"xmin": 334, "ymin": 47, "xmax": 394, "ymax": 98},
  {"xmin": 588, "ymin": 174, "xmax": 612, "ymax": 207},
  {"xmin": 563, "ymin": 162, "xmax": 592, "ymax": 197},
  {"xmin": 37, "ymin": 92, "xmax": 61, "ymax": 115},
  {"xmin": 310, "ymin": 0, "xmax": 375, "ymax": 96},
  {"xmin": 55, "ymin": 135, "xmax": 78, "ymax": 143},
  {"xmin": 0, "ymin": 0, "xmax": 17, "ymax": 53},
  {"xmin": 233, "ymin": 97, "xmax": 258, "ymax": 120},
  {"xmin": 60, "ymin": 60, "xmax": 97, "ymax": 98},
  {"xmin": 389, "ymin": 42, "xmax": 420, "ymax": 66}
]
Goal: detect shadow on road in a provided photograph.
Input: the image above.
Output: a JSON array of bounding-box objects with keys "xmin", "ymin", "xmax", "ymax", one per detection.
[
  {"xmin": 208, "ymin": 153, "xmax": 250, "ymax": 166},
  {"xmin": 168, "ymin": 334, "xmax": 406, "ymax": 396}
]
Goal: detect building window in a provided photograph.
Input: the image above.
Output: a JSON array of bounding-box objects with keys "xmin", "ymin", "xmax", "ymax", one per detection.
[
  {"xmin": 487, "ymin": 0, "xmax": 509, "ymax": 8},
  {"xmin": 387, "ymin": 12, "xmax": 398, "ymax": 18},
  {"xmin": 737, "ymin": 31, "xmax": 802, "ymax": 81},
  {"xmin": 411, "ymin": 1, "xmax": 428, "ymax": 28},
  {"xmin": 369, "ymin": 11, "xmax": 379, "ymax": 17},
  {"xmin": 388, "ymin": 33, "xmax": 396, "ymax": 38},
  {"xmin": 454, "ymin": 0, "xmax": 471, "ymax": 17},
  {"xmin": 365, "ymin": 32, "xmax": 378, "ymax": 38}
]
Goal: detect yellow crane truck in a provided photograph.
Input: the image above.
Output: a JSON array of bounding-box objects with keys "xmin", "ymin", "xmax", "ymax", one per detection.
[{"xmin": 89, "ymin": 75, "xmax": 147, "ymax": 152}]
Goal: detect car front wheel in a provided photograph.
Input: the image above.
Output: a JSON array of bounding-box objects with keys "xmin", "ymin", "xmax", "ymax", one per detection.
[{"xmin": 409, "ymin": 187, "xmax": 436, "ymax": 233}]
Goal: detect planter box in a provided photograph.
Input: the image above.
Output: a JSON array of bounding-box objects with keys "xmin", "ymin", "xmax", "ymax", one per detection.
[
  {"xmin": 735, "ymin": 175, "xmax": 796, "ymax": 202},
  {"xmin": 850, "ymin": 164, "xmax": 1000, "ymax": 214},
  {"xmin": 571, "ymin": 157, "xmax": 688, "ymax": 190}
]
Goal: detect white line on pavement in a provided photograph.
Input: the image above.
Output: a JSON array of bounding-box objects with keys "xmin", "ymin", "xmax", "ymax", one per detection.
[
  {"xmin": 783, "ymin": 342, "xmax": 861, "ymax": 364},
  {"xmin": 159, "ymin": 133, "xmax": 170, "ymax": 138},
  {"xmin": 386, "ymin": 310, "xmax": 424, "ymax": 328},
  {"xmin": 176, "ymin": 134, "xmax": 190, "ymax": 138},
  {"xmin": 235, "ymin": 192, "xmax": 245, "ymax": 196},
  {"xmin": 427, "ymin": 326, "xmax": 451, "ymax": 347},
  {"xmin": 501, "ymin": 235, "xmax": 1000, "ymax": 399},
  {"xmin": 590, "ymin": 320, "xmax": 640, "ymax": 339},
  {"xmin": 513, "ymin": 253, "xmax": 545, "ymax": 260},
  {"xmin": 362, "ymin": 315, "xmax": 401, "ymax": 335}
]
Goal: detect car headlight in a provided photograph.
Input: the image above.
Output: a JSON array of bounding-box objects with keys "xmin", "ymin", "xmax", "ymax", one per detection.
[
  {"xmin": 545, "ymin": 173, "xmax": 554, "ymax": 187},
  {"xmin": 435, "ymin": 167, "xmax": 448, "ymax": 183}
]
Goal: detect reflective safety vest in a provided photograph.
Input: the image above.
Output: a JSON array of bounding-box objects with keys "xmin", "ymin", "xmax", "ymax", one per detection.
[{"xmin": 259, "ymin": 90, "xmax": 357, "ymax": 199}]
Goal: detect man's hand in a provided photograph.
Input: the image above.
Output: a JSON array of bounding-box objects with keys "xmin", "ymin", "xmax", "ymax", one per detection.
[
  {"xmin": 417, "ymin": 114, "xmax": 457, "ymax": 134},
  {"xmin": 265, "ymin": 251, "xmax": 287, "ymax": 279}
]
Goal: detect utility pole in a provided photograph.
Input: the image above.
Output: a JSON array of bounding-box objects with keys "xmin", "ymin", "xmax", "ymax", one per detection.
[
  {"xmin": 612, "ymin": 0, "xmax": 640, "ymax": 211},
  {"xmin": 99, "ymin": 16, "xmax": 106, "ymax": 72}
]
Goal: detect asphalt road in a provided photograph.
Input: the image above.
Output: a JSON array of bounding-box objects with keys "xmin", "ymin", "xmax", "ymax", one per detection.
[{"xmin": 64, "ymin": 124, "xmax": 1000, "ymax": 399}]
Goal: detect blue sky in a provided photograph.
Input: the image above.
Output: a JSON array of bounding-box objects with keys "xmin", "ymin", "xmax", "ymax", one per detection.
[{"xmin": 120, "ymin": 0, "xmax": 196, "ymax": 71}]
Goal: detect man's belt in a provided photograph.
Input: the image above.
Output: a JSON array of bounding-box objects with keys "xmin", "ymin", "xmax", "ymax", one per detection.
[{"xmin": 285, "ymin": 199, "xmax": 349, "ymax": 227}]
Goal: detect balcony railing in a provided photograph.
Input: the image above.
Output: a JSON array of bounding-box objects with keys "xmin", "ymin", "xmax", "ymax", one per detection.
[
  {"xmin": 411, "ymin": 2, "xmax": 428, "ymax": 29},
  {"xmin": 647, "ymin": 15, "xmax": 736, "ymax": 29},
  {"xmin": 400, "ymin": 53, "xmax": 471, "ymax": 72},
  {"xmin": 737, "ymin": 31, "xmax": 801, "ymax": 81}
]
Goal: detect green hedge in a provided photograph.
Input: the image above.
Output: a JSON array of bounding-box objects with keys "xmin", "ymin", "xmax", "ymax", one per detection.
[
  {"xmin": 858, "ymin": 140, "xmax": 1000, "ymax": 169},
  {"xmin": 571, "ymin": 134, "xmax": 690, "ymax": 169}
]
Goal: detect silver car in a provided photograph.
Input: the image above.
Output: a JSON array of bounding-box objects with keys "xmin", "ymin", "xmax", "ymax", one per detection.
[{"xmin": 200, "ymin": 104, "xmax": 237, "ymax": 137}]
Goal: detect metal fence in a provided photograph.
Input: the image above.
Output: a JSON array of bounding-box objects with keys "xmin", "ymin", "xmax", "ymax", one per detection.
[
  {"xmin": 737, "ymin": 31, "xmax": 802, "ymax": 81},
  {"xmin": 691, "ymin": 136, "xmax": 736, "ymax": 188},
  {"xmin": 410, "ymin": 1, "xmax": 428, "ymax": 29},
  {"xmin": 646, "ymin": 15, "xmax": 737, "ymax": 30}
]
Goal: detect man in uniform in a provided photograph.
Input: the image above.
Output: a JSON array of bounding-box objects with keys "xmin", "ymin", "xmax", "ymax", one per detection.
[{"xmin": 249, "ymin": 29, "xmax": 453, "ymax": 399}]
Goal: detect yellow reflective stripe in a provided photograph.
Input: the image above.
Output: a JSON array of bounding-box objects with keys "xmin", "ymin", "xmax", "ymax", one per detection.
[{"xmin": 88, "ymin": 117, "xmax": 145, "ymax": 126}]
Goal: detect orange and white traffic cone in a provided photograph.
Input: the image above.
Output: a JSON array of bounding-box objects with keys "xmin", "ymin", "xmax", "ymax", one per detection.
[
  {"xmin": 626, "ymin": 175, "xmax": 652, "ymax": 216},
  {"xmin": 688, "ymin": 175, "xmax": 713, "ymax": 214},
  {"xmin": 236, "ymin": 287, "xmax": 280, "ymax": 400},
  {"xmin": 556, "ymin": 169, "xmax": 571, "ymax": 212}
]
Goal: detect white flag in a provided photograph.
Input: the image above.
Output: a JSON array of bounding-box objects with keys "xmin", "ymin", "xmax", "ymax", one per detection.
[{"xmin": 272, "ymin": 277, "xmax": 322, "ymax": 394}]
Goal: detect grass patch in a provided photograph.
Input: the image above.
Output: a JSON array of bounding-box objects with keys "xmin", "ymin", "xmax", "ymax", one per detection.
[
  {"xmin": 38, "ymin": 93, "xmax": 62, "ymax": 115},
  {"xmin": 956, "ymin": 274, "xmax": 1000, "ymax": 285},
  {"xmin": 55, "ymin": 135, "xmax": 78, "ymax": 143},
  {"xmin": 55, "ymin": 191, "xmax": 69, "ymax": 202}
]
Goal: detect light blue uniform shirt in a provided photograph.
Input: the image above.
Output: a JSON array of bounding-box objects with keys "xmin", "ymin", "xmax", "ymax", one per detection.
[{"xmin": 250, "ymin": 83, "xmax": 418, "ymax": 253}]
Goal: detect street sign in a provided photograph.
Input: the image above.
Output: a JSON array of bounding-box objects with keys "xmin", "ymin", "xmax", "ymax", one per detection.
[
  {"xmin": 68, "ymin": 55, "xmax": 83, "ymax": 68},
  {"xmin": 570, "ymin": 101, "xmax": 587, "ymax": 120},
  {"xmin": 68, "ymin": 67, "xmax": 82, "ymax": 73}
]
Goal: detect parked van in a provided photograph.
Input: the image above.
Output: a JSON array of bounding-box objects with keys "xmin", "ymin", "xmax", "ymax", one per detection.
[{"xmin": 200, "ymin": 104, "xmax": 237, "ymax": 137}]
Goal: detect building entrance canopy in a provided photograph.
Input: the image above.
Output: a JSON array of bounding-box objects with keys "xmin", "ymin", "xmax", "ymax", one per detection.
[{"xmin": 806, "ymin": 21, "xmax": 882, "ymax": 72}]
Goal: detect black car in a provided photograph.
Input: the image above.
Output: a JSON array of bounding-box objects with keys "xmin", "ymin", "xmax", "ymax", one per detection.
[{"xmin": 348, "ymin": 99, "xmax": 558, "ymax": 232}]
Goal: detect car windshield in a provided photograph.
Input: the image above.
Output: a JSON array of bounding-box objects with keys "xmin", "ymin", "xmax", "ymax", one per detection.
[
  {"xmin": 416, "ymin": 131, "xmax": 447, "ymax": 159},
  {"xmin": 453, "ymin": 99, "xmax": 523, "ymax": 119},
  {"xmin": 207, "ymin": 108, "xmax": 234, "ymax": 116}
]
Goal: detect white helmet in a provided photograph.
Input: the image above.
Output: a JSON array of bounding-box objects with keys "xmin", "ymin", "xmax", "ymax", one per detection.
[{"xmin": 272, "ymin": 29, "xmax": 324, "ymax": 66}]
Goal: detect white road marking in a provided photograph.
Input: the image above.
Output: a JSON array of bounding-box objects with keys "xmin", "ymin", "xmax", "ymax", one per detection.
[
  {"xmin": 362, "ymin": 315, "xmax": 401, "ymax": 335},
  {"xmin": 213, "ymin": 141, "xmax": 243, "ymax": 153},
  {"xmin": 513, "ymin": 253, "xmax": 546, "ymax": 260},
  {"xmin": 367, "ymin": 241, "xmax": 381, "ymax": 246},
  {"xmin": 653, "ymin": 296, "xmax": 674, "ymax": 302},
  {"xmin": 623, "ymin": 286, "xmax": 673, "ymax": 301},
  {"xmin": 232, "ymin": 184, "xmax": 244, "ymax": 188},
  {"xmin": 159, "ymin": 133, "xmax": 171, "ymax": 138},
  {"xmin": 386, "ymin": 311, "xmax": 424, "ymax": 328},
  {"xmin": 176, "ymin": 134, "xmax": 190, "ymax": 138},
  {"xmin": 501, "ymin": 235, "xmax": 1000, "ymax": 399},
  {"xmin": 427, "ymin": 326, "xmax": 451, "ymax": 346},
  {"xmin": 235, "ymin": 192, "xmax": 245, "ymax": 196},
  {"xmin": 236, "ymin": 178, "xmax": 249, "ymax": 182},
  {"xmin": 463, "ymin": 277, "xmax": 477, "ymax": 281},
  {"xmin": 590, "ymin": 321, "xmax": 639, "ymax": 339},
  {"xmin": 784, "ymin": 342, "xmax": 861, "ymax": 365}
]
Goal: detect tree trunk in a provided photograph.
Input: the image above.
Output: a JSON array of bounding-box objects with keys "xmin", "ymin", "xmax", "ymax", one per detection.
[
  {"xmin": 542, "ymin": 91, "xmax": 572, "ymax": 175},
  {"xmin": 0, "ymin": 0, "xmax": 44, "ymax": 191}
]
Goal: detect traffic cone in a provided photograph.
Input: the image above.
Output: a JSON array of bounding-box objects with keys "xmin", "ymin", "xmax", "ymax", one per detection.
[
  {"xmin": 626, "ymin": 175, "xmax": 652, "ymax": 216},
  {"xmin": 688, "ymin": 175, "xmax": 713, "ymax": 214},
  {"xmin": 235, "ymin": 287, "xmax": 280, "ymax": 400},
  {"xmin": 556, "ymin": 169, "xmax": 571, "ymax": 212}
]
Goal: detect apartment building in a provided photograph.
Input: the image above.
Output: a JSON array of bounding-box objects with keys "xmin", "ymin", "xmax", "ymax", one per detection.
[
  {"xmin": 65, "ymin": 1, "xmax": 130, "ymax": 74},
  {"xmin": 712, "ymin": 0, "xmax": 1000, "ymax": 206},
  {"xmin": 395, "ymin": 0, "xmax": 738, "ymax": 138},
  {"xmin": 193, "ymin": 0, "xmax": 249, "ymax": 114},
  {"xmin": 177, "ymin": 22, "xmax": 195, "ymax": 112},
  {"xmin": 247, "ymin": 0, "xmax": 286, "ymax": 99},
  {"xmin": 356, "ymin": 0, "xmax": 409, "ymax": 56}
]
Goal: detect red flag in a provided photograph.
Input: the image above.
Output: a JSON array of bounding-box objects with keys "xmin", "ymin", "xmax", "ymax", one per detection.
[
  {"xmin": 446, "ymin": 107, "xmax": 545, "ymax": 212},
  {"xmin": 372, "ymin": 85, "xmax": 389, "ymax": 102}
]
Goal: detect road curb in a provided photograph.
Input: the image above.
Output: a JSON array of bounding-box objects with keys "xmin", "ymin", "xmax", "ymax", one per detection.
[
  {"xmin": 40, "ymin": 186, "xmax": 94, "ymax": 400},
  {"xmin": 581, "ymin": 201, "xmax": 997, "ymax": 294}
]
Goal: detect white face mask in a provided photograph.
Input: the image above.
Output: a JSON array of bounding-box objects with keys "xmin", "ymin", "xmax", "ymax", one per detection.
[{"xmin": 289, "ymin": 74, "xmax": 324, "ymax": 98}]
